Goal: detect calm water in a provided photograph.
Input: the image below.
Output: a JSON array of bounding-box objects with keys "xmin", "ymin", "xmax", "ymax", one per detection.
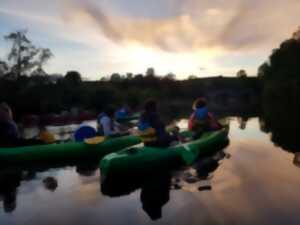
[{"xmin": 1, "ymin": 117, "xmax": 300, "ymax": 225}]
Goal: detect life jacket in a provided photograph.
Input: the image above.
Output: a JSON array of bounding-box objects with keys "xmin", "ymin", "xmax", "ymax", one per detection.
[
  {"xmin": 115, "ymin": 108, "xmax": 129, "ymax": 120},
  {"xmin": 188, "ymin": 109, "xmax": 221, "ymax": 131},
  {"xmin": 207, "ymin": 112, "xmax": 222, "ymax": 130}
]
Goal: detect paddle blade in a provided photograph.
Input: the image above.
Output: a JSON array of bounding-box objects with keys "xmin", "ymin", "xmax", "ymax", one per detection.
[{"xmin": 84, "ymin": 136, "xmax": 105, "ymax": 145}]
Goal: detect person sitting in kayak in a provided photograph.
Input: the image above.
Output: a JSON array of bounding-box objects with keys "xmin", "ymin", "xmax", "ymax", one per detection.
[
  {"xmin": 0, "ymin": 103, "xmax": 45, "ymax": 147},
  {"xmin": 137, "ymin": 99, "xmax": 179, "ymax": 147},
  {"xmin": 115, "ymin": 105, "xmax": 131, "ymax": 121},
  {"xmin": 0, "ymin": 102, "xmax": 20, "ymax": 147},
  {"xmin": 98, "ymin": 106, "xmax": 123, "ymax": 137},
  {"xmin": 188, "ymin": 98, "xmax": 222, "ymax": 138}
]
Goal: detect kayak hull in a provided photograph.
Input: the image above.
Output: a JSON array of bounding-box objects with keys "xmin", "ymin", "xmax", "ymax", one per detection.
[
  {"xmin": 0, "ymin": 135, "xmax": 141, "ymax": 165},
  {"xmin": 100, "ymin": 126, "xmax": 229, "ymax": 179}
]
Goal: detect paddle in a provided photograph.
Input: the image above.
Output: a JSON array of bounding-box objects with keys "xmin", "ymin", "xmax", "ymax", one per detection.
[{"xmin": 84, "ymin": 136, "xmax": 106, "ymax": 145}]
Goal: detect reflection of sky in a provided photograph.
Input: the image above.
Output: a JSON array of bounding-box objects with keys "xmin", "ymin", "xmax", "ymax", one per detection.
[{"xmin": 2, "ymin": 117, "xmax": 300, "ymax": 225}]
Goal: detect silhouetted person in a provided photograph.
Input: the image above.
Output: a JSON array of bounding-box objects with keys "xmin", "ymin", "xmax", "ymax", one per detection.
[{"xmin": 138, "ymin": 99, "xmax": 178, "ymax": 147}]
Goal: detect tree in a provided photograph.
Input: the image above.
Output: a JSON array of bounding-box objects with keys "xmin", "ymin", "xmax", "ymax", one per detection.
[
  {"xmin": 65, "ymin": 71, "xmax": 82, "ymax": 84},
  {"xmin": 110, "ymin": 73, "xmax": 122, "ymax": 82},
  {"xmin": 292, "ymin": 26, "xmax": 300, "ymax": 40},
  {"xmin": 146, "ymin": 67, "xmax": 155, "ymax": 77},
  {"xmin": 237, "ymin": 69, "xmax": 247, "ymax": 78},
  {"xmin": 4, "ymin": 30, "xmax": 53, "ymax": 78},
  {"xmin": 164, "ymin": 73, "xmax": 176, "ymax": 81},
  {"xmin": 188, "ymin": 75, "xmax": 198, "ymax": 80},
  {"xmin": 36, "ymin": 48, "xmax": 53, "ymax": 70},
  {"xmin": 258, "ymin": 62, "xmax": 270, "ymax": 78},
  {"xmin": 126, "ymin": 73, "xmax": 133, "ymax": 80},
  {"xmin": 0, "ymin": 60, "xmax": 8, "ymax": 77}
]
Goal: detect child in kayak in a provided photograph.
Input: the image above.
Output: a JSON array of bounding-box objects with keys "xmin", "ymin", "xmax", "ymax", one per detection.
[
  {"xmin": 188, "ymin": 98, "xmax": 222, "ymax": 138},
  {"xmin": 137, "ymin": 99, "xmax": 180, "ymax": 147},
  {"xmin": 0, "ymin": 103, "xmax": 45, "ymax": 147},
  {"xmin": 98, "ymin": 106, "xmax": 129, "ymax": 137}
]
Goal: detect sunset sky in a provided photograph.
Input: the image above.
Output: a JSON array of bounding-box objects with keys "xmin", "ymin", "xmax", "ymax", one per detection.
[{"xmin": 0, "ymin": 0, "xmax": 299, "ymax": 80}]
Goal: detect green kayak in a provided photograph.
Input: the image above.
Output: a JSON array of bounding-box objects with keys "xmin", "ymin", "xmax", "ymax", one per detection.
[
  {"xmin": 0, "ymin": 135, "xmax": 141, "ymax": 165},
  {"xmin": 100, "ymin": 125, "xmax": 229, "ymax": 179}
]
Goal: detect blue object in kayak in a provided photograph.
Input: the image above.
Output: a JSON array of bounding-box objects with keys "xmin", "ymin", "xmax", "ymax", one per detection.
[
  {"xmin": 74, "ymin": 125, "xmax": 97, "ymax": 142},
  {"xmin": 115, "ymin": 108, "xmax": 129, "ymax": 120},
  {"xmin": 195, "ymin": 107, "xmax": 208, "ymax": 120}
]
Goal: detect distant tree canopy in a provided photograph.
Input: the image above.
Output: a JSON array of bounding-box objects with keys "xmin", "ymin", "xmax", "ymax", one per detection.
[
  {"xmin": 146, "ymin": 67, "xmax": 155, "ymax": 77},
  {"xmin": 64, "ymin": 71, "xmax": 82, "ymax": 84},
  {"xmin": 188, "ymin": 75, "xmax": 198, "ymax": 80},
  {"xmin": 110, "ymin": 73, "xmax": 122, "ymax": 82},
  {"xmin": 259, "ymin": 27, "xmax": 300, "ymax": 81},
  {"xmin": 2, "ymin": 30, "xmax": 53, "ymax": 79},
  {"xmin": 237, "ymin": 69, "xmax": 247, "ymax": 78}
]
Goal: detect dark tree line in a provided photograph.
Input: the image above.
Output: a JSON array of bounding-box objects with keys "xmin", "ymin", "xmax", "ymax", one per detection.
[
  {"xmin": 0, "ymin": 30, "xmax": 260, "ymax": 118},
  {"xmin": 259, "ymin": 27, "xmax": 300, "ymax": 153}
]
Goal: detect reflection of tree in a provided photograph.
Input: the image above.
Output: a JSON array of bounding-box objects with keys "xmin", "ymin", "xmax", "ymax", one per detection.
[
  {"xmin": 261, "ymin": 87, "xmax": 300, "ymax": 153},
  {"xmin": 261, "ymin": 82, "xmax": 300, "ymax": 168}
]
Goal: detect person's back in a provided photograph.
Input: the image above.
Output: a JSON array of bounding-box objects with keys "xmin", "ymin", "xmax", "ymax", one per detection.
[
  {"xmin": 0, "ymin": 103, "xmax": 20, "ymax": 147},
  {"xmin": 98, "ymin": 107, "xmax": 120, "ymax": 137},
  {"xmin": 189, "ymin": 98, "xmax": 221, "ymax": 137},
  {"xmin": 138, "ymin": 100, "xmax": 173, "ymax": 147}
]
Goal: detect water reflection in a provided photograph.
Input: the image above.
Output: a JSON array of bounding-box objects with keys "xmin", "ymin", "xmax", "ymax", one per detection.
[
  {"xmin": 237, "ymin": 116, "xmax": 249, "ymax": 130},
  {"xmin": 0, "ymin": 159, "xmax": 99, "ymax": 214},
  {"xmin": 2, "ymin": 116, "xmax": 300, "ymax": 225},
  {"xmin": 101, "ymin": 140, "xmax": 229, "ymax": 221},
  {"xmin": 260, "ymin": 94, "xmax": 300, "ymax": 168},
  {"xmin": 0, "ymin": 171, "xmax": 21, "ymax": 213}
]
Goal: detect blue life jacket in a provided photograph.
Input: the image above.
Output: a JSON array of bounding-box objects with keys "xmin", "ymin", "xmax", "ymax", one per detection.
[
  {"xmin": 115, "ymin": 108, "xmax": 129, "ymax": 120},
  {"xmin": 195, "ymin": 107, "xmax": 208, "ymax": 120}
]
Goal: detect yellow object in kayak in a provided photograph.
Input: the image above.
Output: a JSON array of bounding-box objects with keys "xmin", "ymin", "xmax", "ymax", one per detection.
[
  {"xmin": 38, "ymin": 131, "xmax": 56, "ymax": 144},
  {"xmin": 84, "ymin": 136, "xmax": 106, "ymax": 145}
]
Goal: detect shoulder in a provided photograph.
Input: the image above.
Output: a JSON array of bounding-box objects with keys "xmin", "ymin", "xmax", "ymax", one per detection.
[{"xmin": 100, "ymin": 116, "xmax": 110, "ymax": 123}]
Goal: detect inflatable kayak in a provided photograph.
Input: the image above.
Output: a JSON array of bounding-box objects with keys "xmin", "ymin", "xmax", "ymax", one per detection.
[
  {"xmin": 0, "ymin": 135, "xmax": 141, "ymax": 165},
  {"xmin": 116, "ymin": 112, "xmax": 140, "ymax": 123},
  {"xmin": 100, "ymin": 125, "xmax": 229, "ymax": 179}
]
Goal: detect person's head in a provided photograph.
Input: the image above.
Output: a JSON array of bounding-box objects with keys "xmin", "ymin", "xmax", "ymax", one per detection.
[
  {"xmin": 0, "ymin": 102, "xmax": 13, "ymax": 122},
  {"xmin": 104, "ymin": 106, "xmax": 116, "ymax": 118},
  {"xmin": 144, "ymin": 99, "xmax": 157, "ymax": 113},
  {"xmin": 193, "ymin": 98, "xmax": 207, "ymax": 110}
]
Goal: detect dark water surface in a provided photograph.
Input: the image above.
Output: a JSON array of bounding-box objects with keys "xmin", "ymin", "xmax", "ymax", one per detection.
[{"xmin": 1, "ymin": 117, "xmax": 300, "ymax": 225}]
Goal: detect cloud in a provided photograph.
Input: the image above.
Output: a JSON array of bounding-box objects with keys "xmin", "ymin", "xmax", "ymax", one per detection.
[{"xmin": 65, "ymin": 0, "xmax": 300, "ymax": 52}]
